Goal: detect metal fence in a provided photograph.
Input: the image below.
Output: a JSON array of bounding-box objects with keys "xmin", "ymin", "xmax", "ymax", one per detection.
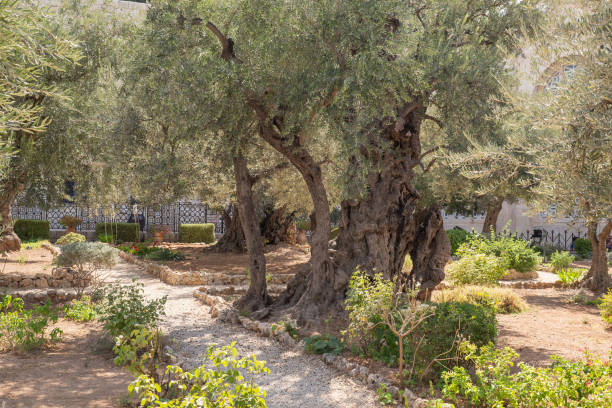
[
  {"xmin": 493, "ymin": 229, "xmax": 586, "ymax": 251},
  {"xmin": 11, "ymin": 201, "xmax": 226, "ymax": 234}
]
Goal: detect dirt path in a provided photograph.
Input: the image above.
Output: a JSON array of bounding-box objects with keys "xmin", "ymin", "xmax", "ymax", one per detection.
[
  {"xmin": 0, "ymin": 321, "xmax": 132, "ymax": 408},
  {"xmin": 104, "ymin": 262, "xmax": 379, "ymax": 408},
  {"xmin": 497, "ymin": 288, "xmax": 611, "ymax": 366}
]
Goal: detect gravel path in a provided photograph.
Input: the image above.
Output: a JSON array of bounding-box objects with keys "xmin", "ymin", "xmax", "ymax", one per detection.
[{"xmin": 102, "ymin": 262, "xmax": 379, "ymax": 408}]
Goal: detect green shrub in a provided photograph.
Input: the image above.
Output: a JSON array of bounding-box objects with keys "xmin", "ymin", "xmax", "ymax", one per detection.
[
  {"xmin": 179, "ymin": 223, "xmax": 215, "ymax": 243},
  {"xmin": 128, "ymin": 342, "xmax": 268, "ymax": 408},
  {"xmin": 598, "ymin": 289, "xmax": 612, "ymax": 326},
  {"xmin": 0, "ymin": 295, "xmax": 62, "ymax": 352},
  {"xmin": 432, "ymin": 286, "xmax": 528, "ymax": 314},
  {"xmin": 447, "ymin": 254, "xmax": 506, "ymax": 285},
  {"xmin": 63, "ymin": 296, "xmax": 97, "ymax": 322},
  {"xmin": 457, "ymin": 233, "xmax": 542, "ymax": 272},
  {"xmin": 114, "ymin": 327, "xmax": 163, "ymax": 380},
  {"xmin": 304, "ymin": 334, "xmax": 344, "ymax": 355},
  {"xmin": 557, "ymin": 268, "xmax": 584, "ymax": 286},
  {"xmin": 442, "ymin": 342, "xmax": 612, "ymax": 408},
  {"xmin": 345, "ymin": 270, "xmax": 496, "ymax": 384},
  {"xmin": 96, "ymin": 282, "xmax": 167, "ymax": 337},
  {"xmin": 14, "ymin": 219, "xmax": 50, "ymax": 241},
  {"xmin": 446, "ymin": 229, "xmax": 470, "ymax": 256},
  {"xmin": 95, "ymin": 222, "xmax": 139, "ymax": 243},
  {"xmin": 574, "ymin": 238, "xmax": 592, "ymax": 258},
  {"xmin": 55, "ymin": 232, "xmax": 86, "ymax": 246},
  {"xmin": 550, "ymin": 250, "xmax": 575, "ymax": 272},
  {"xmin": 145, "ymin": 247, "xmax": 185, "ymax": 261},
  {"xmin": 97, "ymin": 233, "xmax": 113, "ymax": 243}
]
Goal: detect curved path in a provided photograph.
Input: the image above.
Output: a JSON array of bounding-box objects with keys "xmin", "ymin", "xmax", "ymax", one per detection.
[{"xmin": 103, "ymin": 262, "xmax": 379, "ymax": 408}]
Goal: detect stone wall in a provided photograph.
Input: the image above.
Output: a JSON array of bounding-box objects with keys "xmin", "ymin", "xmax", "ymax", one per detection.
[{"xmin": 0, "ymin": 267, "xmax": 90, "ymax": 289}]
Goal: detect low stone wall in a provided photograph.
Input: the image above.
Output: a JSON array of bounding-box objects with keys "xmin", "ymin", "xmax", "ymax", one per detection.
[
  {"xmin": 7, "ymin": 288, "xmax": 83, "ymax": 304},
  {"xmin": 118, "ymin": 251, "xmax": 207, "ymax": 285},
  {"xmin": 0, "ymin": 267, "xmax": 91, "ymax": 289},
  {"xmin": 192, "ymin": 290, "xmax": 451, "ymax": 408}
]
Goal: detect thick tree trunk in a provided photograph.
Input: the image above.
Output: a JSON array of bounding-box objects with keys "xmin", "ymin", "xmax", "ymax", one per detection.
[
  {"xmin": 210, "ymin": 204, "xmax": 246, "ymax": 252},
  {"xmin": 481, "ymin": 197, "xmax": 504, "ymax": 234},
  {"xmin": 0, "ymin": 189, "xmax": 21, "ymax": 253},
  {"xmin": 260, "ymin": 206, "xmax": 296, "ymax": 245},
  {"xmin": 232, "ymin": 153, "xmax": 271, "ymax": 314},
  {"xmin": 582, "ymin": 220, "xmax": 612, "ymax": 293}
]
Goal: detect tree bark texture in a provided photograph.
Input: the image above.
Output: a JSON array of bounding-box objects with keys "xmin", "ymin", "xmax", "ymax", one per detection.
[
  {"xmin": 481, "ymin": 197, "xmax": 504, "ymax": 234},
  {"xmin": 211, "ymin": 204, "xmax": 246, "ymax": 252},
  {"xmin": 260, "ymin": 206, "xmax": 296, "ymax": 245},
  {"xmin": 232, "ymin": 153, "xmax": 271, "ymax": 313},
  {"xmin": 582, "ymin": 220, "xmax": 612, "ymax": 293},
  {"xmin": 0, "ymin": 188, "xmax": 21, "ymax": 253}
]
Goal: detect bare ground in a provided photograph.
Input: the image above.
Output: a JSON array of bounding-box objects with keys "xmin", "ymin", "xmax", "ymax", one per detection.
[
  {"xmin": 0, "ymin": 247, "xmax": 54, "ymax": 277},
  {"xmin": 160, "ymin": 242, "xmax": 310, "ymax": 276},
  {"xmin": 497, "ymin": 288, "xmax": 611, "ymax": 366},
  {"xmin": 0, "ymin": 320, "xmax": 132, "ymax": 408}
]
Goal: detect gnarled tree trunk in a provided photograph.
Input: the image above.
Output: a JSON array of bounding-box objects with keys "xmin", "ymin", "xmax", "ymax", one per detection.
[
  {"xmin": 211, "ymin": 204, "xmax": 246, "ymax": 252},
  {"xmin": 261, "ymin": 206, "xmax": 296, "ymax": 245},
  {"xmin": 481, "ymin": 197, "xmax": 504, "ymax": 234},
  {"xmin": 232, "ymin": 153, "xmax": 271, "ymax": 313},
  {"xmin": 582, "ymin": 220, "xmax": 612, "ymax": 293},
  {"xmin": 0, "ymin": 188, "xmax": 21, "ymax": 253}
]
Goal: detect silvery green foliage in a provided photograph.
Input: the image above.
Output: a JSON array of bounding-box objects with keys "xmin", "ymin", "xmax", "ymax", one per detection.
[
  {"xmin": 130, "ymin": 0, "xmax": 539, "ymax": 200},
  {"xmin": 55, "ymin": 242, "xmax": 119, "ymax": 272}
]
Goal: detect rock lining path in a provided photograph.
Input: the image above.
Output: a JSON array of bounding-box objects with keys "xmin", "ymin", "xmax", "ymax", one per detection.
[{"xmin": 102, "ymin": 262, "xmax": 379, "ymax": 408}]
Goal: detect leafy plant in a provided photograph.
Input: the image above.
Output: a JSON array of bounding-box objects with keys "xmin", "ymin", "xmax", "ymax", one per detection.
[
  {"xmin": 60, "ymin": 216, "xmax": 82, "ymax": 228},
  {"xmin": 128, "ymin": 342, "xmax": 268, "ymax": 407},
  {"xmin": 456, "ymin": 232, "xmax": 542, "ymax": 272},
  {"xmin": 446, "ymin": 229, "xmax": 470, "ymax": 256},
  {"xmin": 573, "ymin": 238, "xmax": 592, "ymax": 259},
  {"xmin": 0, "ymin": 295, "xmax": 62, "ymax": 352},
  {"xmin": 63, "ymin": 296, "xmax": 97, "ymax": 322},
  {"xmin": 441, "ymin": 342, "xmax": 612, "ymax": 408},
  {"xmin": 114, "ymin": 327, "xmax": 163, "ymax": 381},
  {"xmin": 56, "ymin": 232, "xmax": 86, "ymax": 245},
  {"xmin": 98, "ymin": 233, "xmax": 114, "ymax": 243},
  {"xmin": 304, "ymin": 334, "xmax": 344, "ymax": 355},
  {"xmin": 144, "ymin": 247, "xmax": 185, "ymax": 261},
  {"xmin": 598, "ymin": 289, "xmax": 612, "ymax": 326},
  {"xmin": 432, "ymin": 286, "xmax": 527, "ymax": 314},
  {"xmin": 96, "ymin": 282, "xmax": 167, "ymax": 337},
  {"xmin": 447, "ymin": 254, "xmax": 506, "ymax": 286},
  {"xmin": 557, "ymin": 268, "xmax": 584, "ymax": 286},
  {"xmin": 377, "ymin": 383, "xmax": 394, "ymax": 406},
  {"xmin": 550, "ymin": 250, "xmax": 575, "ymax": 272},
  {"xmin": 55, "ymin": 242, "xmax": 119, "ymax": 294}
]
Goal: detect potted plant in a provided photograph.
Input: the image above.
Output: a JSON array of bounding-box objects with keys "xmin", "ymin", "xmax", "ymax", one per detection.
[
  {"xmin": 60, "ymin": 216, "xmax": 82, "ymax": 234},
  {"xmin": 149, "ymin": 224, "xmax": 171, "ymax": 243}
]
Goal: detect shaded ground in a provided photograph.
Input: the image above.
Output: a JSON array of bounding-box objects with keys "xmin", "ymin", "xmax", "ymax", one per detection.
[
  {"xmin": 0, "ymin": 247, "xmax": 53, "ymax": 277},
  {"xmin": 161, "ymin": 242, "xmax": 310, "ymax": 276},
  {"xmin": 497, "ymin": 288, "xmax": 611, "ymax": 366},
  {"xmin": 0, "ymin": 320, "xmax": 132, "ymax": 408}
]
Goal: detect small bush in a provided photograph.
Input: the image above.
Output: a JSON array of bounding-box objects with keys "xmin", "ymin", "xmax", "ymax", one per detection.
[
  {"xmin": 95, "ymin": 222, "xmax": 139, "ymax": 243},
  {"xmin": 446, "ymin": 229, "xmax": 470, "ymax": 256},
  {"xmin": 59, "ymin": 216, "xmax": 82, "ymax": 228},
  {"xmin": 557, "ymin": 268, "xmax": 584, "ymax": 286},
  {"xmin": 442, "ymin": 342, "xmax": 612, "ymax": 408},
  {"xmin": 97, "ymin": 233, "xmax": 113, "ymax": 243},
  {"xmin": 55, "ymin": 242, "xmax": 118, "ymax": 294},
  {"xmin": 447, "ymin": 254, "xmax": 506, "ymax": 285},
  {"xmin": 432, "ymin": 286, "xmax": 528, "ymax": 314},
  {"xmin": 550, "ymin": 250, "xmax": 575, "ymax": 272},
  {"xmin": 345, "ymin": 270, "xmax": 497, "ymax": 384},
  {"xmin": 128, "ymin": 342, "xmax": 268, "ymax": 407},
  {"xmin": 0, "ymin": 295, "xmax": 62, "ymax": 352},
  {"xmin": 304, "ymin": 334, "xmax": 344, "ymax": 355},
  {"xmin": 114, "ymin": 327, "xmax": 163, "ymax": 380},
  {"xmin": 55, "ymin": 232, "xmax": 86, "ymax": 246},
  {"xmin": 96, "ymin": 282, "xmax": 167, "ymax": 337},
  {"xmin": 145, "ymin": 247, "xmax": 185, "ymax": 261},
  {"xmin": 457, "ymin": 233, "xmax": 541, "ymax": 272},
  {"xmin": 63, "ymin": 296, "xmax": 97, "ymax": 322},
  {"xmin": 598, "ymin": 289, "xmax": 612, "ymax": 326},
  {"xmin": 14, "ymin": 219, "xmax": 50, "ymax": 241},
  {"xmin": 574, "ymin": 238, "xmax": 592, "ymax": 258},
  {"xmin": 179, "ymin": 223, "xmax": 215, "ymax": 243}
]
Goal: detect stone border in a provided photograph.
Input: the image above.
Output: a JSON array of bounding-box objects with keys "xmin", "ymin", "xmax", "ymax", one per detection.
[
  {"xmin": 192, "ymin": 290, "xmax": 451, "ymax": 408},
  {"xmin": 118, "ymin": 250, "xmax": 209, "ymax": 285}
]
